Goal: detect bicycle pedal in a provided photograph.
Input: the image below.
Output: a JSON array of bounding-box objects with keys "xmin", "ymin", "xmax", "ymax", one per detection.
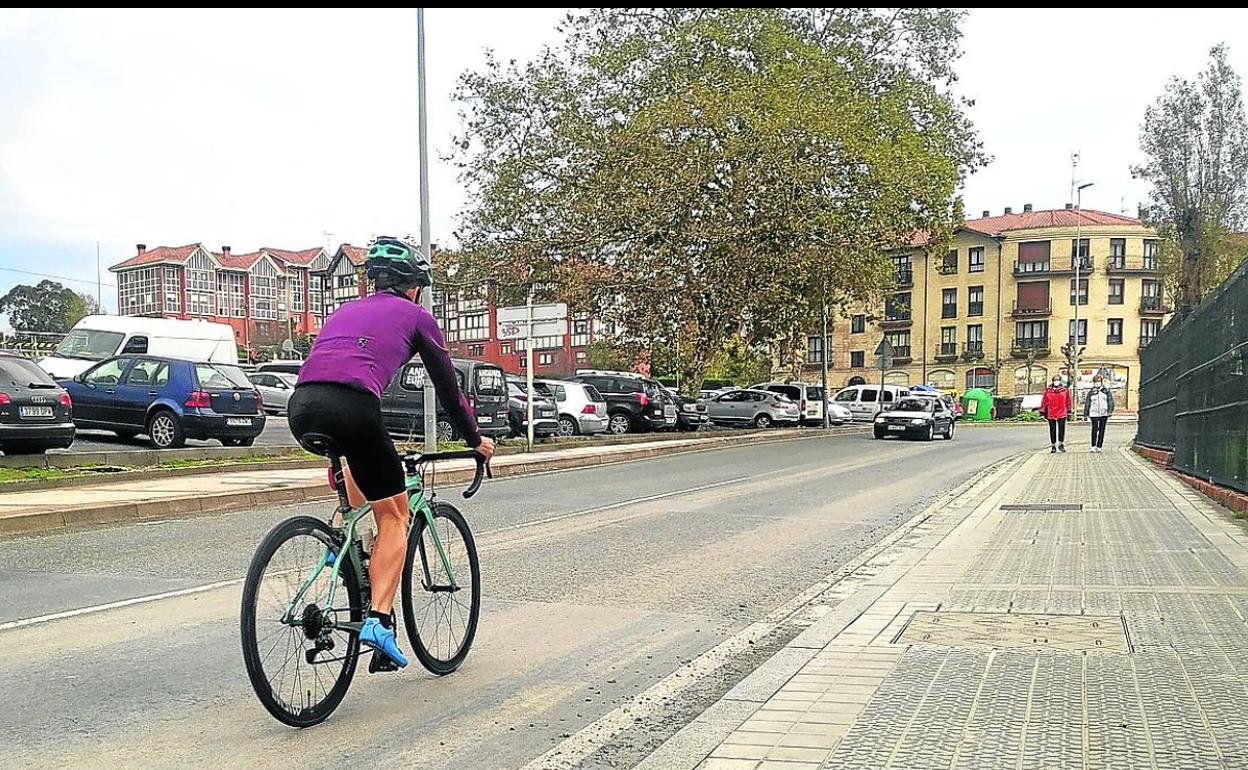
[{"xmin": 368, "ymin": 650, "xmax": 401, "ymax": 674}]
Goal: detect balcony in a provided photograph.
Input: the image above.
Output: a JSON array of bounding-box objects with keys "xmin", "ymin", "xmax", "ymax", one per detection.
[
  {"xmin": 1140, "ymin": 296, "xmax": 1170, "ymax": 314},
  {"xmin": 1011, "ymin": 338, "xmax": 1050, "ymax": 358},
  {"xmin": 1013, "ymin": 256, "xmax": 1094, "ymax": 276},
  {"xmin": 936, "ymin": 261, "xmax": 958, "ymax": 276},
  {"xmin": 1011, "ymin": 300, "xmax": 1052, "ymax": 318},
  {"xmin": 1106, "ymin": 255, "xmax": 1161, "ymax": 273},
  {"xmin": 962, "ymin": 341, "xmax": 985, "ymax": 360},
  {"xmin": 880, "ymin": 315, "xmax": 912, "ymax": 330},
  {"xmin": 894, "ymin": 269, "xmax": 914, "ymax": 287},
  {"xmin": 934, "ymin": 342, "xmax": 958, "ymax": 363}
]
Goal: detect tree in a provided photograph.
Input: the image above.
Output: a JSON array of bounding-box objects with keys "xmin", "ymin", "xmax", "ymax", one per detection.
[
  {"xmin": 452, "ymin": 8, "xmax": 985, "ymax": 396},
  {"xmin": 67, "ymin": 293, "xmax": 102, "ymax": 329},
  {"xmin": 584, "ymin": 338, "xmax": 634, "ymax": 371},
  {"xmin": 0, "ymin": 280, "xmax": 88, "ymax": 333},
  {"xmin": 1132, "ymin": 44, "xmax": 1248, "ymax": 309}
]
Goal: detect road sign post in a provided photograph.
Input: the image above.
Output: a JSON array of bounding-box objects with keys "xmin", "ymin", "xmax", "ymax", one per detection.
[{"xmin": 874, "ymin": 338, "xmax": 895, "ymax": 416}]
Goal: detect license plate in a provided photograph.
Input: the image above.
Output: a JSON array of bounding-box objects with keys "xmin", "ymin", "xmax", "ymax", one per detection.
[
  {"xmin": 888, "ymin": 424, "xmax": 905, "ymax": 431},
  {"xmin": 227, "ymin": 417, "xmax": 251, "ymax": 427},
  {"xmin": 19, "ymin": 406, "xmax": 53, "ymax": 418},
  {"xmin": 477, "ymin": 415, "xmax": 491, "ymax": 424}
]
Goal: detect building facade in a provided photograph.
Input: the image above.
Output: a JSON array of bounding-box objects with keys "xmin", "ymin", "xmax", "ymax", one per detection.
[{"xmin": 807, "ymin": 206, "xmax": 1171, "ymax": 409}]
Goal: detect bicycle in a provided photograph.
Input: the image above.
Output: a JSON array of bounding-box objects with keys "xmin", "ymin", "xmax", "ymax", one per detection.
[{"xmin": 240, "ymin": 431, "xmax": 490, "ymax": 727}]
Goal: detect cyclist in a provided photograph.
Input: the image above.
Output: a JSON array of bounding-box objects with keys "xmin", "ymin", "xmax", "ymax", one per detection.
[{"xmin": 287, "ymin": 235, "xmax": 495, "ymax": 669}]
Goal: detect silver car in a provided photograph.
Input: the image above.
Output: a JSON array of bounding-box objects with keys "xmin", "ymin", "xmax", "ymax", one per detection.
[
  {"xmin": 537, "ymin": 379, "xmax": 609, "ymax": 436},
  {"xmin": 250, "ymin": 372, "xmax": 297, "ymax": 415},
  {"xmin": 706, "ymin": 388, "xmax": 801, "ymax": 428}
]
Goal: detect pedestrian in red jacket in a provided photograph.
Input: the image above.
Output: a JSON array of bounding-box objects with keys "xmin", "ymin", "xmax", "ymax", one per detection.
[{"xmin": 1039, "ymin": 376, "xmax": 1073, "ymax": 453}]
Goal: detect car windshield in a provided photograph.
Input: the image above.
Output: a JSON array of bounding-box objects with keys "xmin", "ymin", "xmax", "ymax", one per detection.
[
  {"xmin": 53, "ymin": 329, "xmax": 124, "ymax": 361},
  {"xmin": 474, "ymin": 367, "xmax": 506, "ymax": 396},
  {"xmin": 195, "ymin": 363, "xmax": 253, "ymax": 389},
  {"xmin": 0, "ymin": 357, "xmax": 58, "ymax": 388},
  {"xmin": 894, "ymin": 398, "xmax": 933, "ymax": 412}
]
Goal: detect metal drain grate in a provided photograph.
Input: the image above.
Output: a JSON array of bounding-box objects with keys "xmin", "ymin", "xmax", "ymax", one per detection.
[
  {"xmin": 895, "ymin": 611, "xmax": 1131, "ymax": 652},
  {"xmin": 1000, "ymin": 503, "xmax": 1083, "ymax": 511}
]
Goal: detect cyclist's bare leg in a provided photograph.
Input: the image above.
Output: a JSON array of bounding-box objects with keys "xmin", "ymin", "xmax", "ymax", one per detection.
[
  {"xmin": 332, "ymin": 464, "xmax": 367, "ymax": 526},
  {"xmin": 365, "ymin": 492, "xmax": 409, "ymax": 613}
]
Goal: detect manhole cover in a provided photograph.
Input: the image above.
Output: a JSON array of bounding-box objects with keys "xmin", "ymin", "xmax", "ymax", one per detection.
[
  {"xmin": 1000, "ymin": 503, "xmax": 1082, "ymax": 511},
  {"xmin": 895, "ymin": 611, "xmax": 1130, "ymax": 652}
]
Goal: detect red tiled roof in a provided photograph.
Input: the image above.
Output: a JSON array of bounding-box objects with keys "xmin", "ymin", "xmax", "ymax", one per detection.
[
  {"xmin": 910, "ymin": 209, "xmax": 1144, "ymax": 247},
  {"xmin": 214, "ymin": 250, "xmax": 262, "ymax": 271},
  {"xmin": 263, "ymin": 247, "xmax": 324, "ymax": 267},
  {"xmin": 110, "ymin": 244, "xmax": 201, "ymax": 270},
  {"xmin": 338, "ymin": 244, "xmax": 368, "ymax": 266}
]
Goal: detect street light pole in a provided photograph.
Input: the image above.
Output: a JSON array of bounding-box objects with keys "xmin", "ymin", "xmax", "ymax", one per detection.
[
  {"xmin": 1072, "ymin": 181, "xmax": 1093, "ymax": 415},
  {"xmin": 821, "ymin": 299, "xmax": 830, "ymax": 429},
  {"xmin": 417, "ymin": 8, "xmax": 437, "ymax": 452}
]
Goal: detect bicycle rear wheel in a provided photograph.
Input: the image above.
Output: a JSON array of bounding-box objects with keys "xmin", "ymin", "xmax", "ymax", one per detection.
[
  {"xmin": 241, "ymin": 516, "xmax": 363, "ymax": 727},
  {"xmin": 401, "ymin": 501, "xmax": 481, "ymax": 675}
]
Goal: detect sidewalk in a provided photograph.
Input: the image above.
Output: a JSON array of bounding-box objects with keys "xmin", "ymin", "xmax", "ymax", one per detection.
[
  {"xmin": 640, "ymin": 439, "xmax": 1248, "ymax": 770},
  {"xmin": 0, "ymin": 430, "xmax": 837, "ymax": 535}
]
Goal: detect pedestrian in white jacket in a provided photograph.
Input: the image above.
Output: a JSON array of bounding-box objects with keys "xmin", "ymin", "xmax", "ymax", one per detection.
[{"xmin": 1082, "ymin": 375, "xmax": 1115, "ymax": 452}]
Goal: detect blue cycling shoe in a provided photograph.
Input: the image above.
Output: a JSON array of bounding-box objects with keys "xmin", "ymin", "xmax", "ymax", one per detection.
[
  {"xmin": 323, "ymin": 548, "xmax": 336, "ymax": 567},
  {"xmin": 359, "ymin": 616, "xmax": 408, "ymax": 668}
]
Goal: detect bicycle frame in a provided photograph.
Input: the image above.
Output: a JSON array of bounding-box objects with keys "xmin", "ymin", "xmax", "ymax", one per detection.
[{"xmin": 281, "ymin": 463, "xmax": 459, "ymax": 633}]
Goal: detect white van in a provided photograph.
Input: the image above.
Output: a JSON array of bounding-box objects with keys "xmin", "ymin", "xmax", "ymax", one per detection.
[
  {"xmin": 831, "ymin": 384, "xmax": 911, "ymax": 422},
  {"xmin": 749, "ymin": 381, "xmax": 826, "ymax": 426},
  {"xmin": 39, "ymin": 315, "xmax": 238, "ymax": 379}
]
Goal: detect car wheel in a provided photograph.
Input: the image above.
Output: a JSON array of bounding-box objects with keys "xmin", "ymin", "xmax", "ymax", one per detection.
[
  {"xmin": 924, "ymin": 424, "xmax": 934, "ymax": 442},
  {"xmin": 608, "ymin": 412, "xmax": 631, "ymax": 435},
  {"xmin": 147, "ymin": 410, "xmax": 185, "ymax": 449},
  {"xmin": 945, "ymin": 422, "xmax": 955, "ymax": 440},
  {"xmin": 754, "ymin": 413, "xmax": 773, "ymax": 429},
  {"xmin": 557, "ymin": 416, "xmax": 578, "ymax": 437},
  {"xmin": 873, "ymin": 428, "xmax": 885, "ymax": 439},
  {"xmin": 436, "ymin": 419, "xmax": 455, "ymax": 443}
]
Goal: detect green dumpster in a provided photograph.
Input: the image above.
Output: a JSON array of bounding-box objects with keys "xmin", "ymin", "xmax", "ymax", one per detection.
[{"xmin": 962, "ymin": 388, "xmax": 994, "ymax": 422}]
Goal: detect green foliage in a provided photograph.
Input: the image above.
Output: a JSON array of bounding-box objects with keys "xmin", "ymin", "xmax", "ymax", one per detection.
[
  {"xmin": 583, "ymin": 338, "xmax": 634, "ymax": 372},
  {"xmin": 0, "ymin": 280, "xmax": 95, "ymax": 333}
]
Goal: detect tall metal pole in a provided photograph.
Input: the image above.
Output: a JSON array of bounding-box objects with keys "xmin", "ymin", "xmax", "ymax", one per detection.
[
  {"xmin": 1072, "ymin": 181, "xmax": 1092, "ymax": 415},
  {"xmin": 525, "ymin": 283, "xmax": 535, "ymax": 450},
  {"xmin": 418, "ymin": 8, "xmax": 437, "ymax": 452},
  {"xmin": 96, "ymin": 241, "xmax": 102, "ymax": 314},
  {"xmin": 821, "ymin": 299, "xmax": 830, "ymax": 428}
]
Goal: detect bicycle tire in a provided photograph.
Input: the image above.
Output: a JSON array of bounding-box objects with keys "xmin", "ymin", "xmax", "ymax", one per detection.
[
  {"xmin": 241, "ymin": 516, "xmax": 363, "ymax": 727},
  {"xmin": 401, "ymin": 501, "xmax": 481, "ymax": 675}
]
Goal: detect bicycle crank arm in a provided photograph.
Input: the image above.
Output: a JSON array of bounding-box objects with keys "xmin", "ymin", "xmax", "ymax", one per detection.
[{"xmin": 421, "ymin": 582, "xmax": 460, "ymax": 593}]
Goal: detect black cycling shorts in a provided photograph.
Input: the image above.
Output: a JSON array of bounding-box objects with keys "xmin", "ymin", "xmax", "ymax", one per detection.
[{"xmin": 287, "ymin": 382, "xmax": 405, "ymax": 501}]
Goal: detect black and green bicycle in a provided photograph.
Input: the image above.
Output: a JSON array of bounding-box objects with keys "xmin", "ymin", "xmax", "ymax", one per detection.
[{"xmin": 240, "ymin": 432, "xmax": 488, "ymax": 727}]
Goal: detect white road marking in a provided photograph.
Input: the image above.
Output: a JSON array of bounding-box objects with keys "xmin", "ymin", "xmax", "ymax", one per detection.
[{"xmin": 0, "ymin": 578, "xmax": 244, "ymax": 633}]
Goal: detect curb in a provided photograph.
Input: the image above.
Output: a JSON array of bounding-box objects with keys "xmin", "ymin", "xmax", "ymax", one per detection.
[
  {"xmin": 0, "ymin": 427, "xmax": 867, "ymax": 537},
  {"xmin": 0, "ymin": 444, "xmax": 305, "ymax": 470}
]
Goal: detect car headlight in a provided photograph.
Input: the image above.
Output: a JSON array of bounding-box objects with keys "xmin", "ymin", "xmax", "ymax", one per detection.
[
  {"xmin": 911, "ymin": 418, "xmax": 927, "ymax": 425},
  {"xmin": 874, "ymin": 417, "xmax": 886, "ymax": 423}
]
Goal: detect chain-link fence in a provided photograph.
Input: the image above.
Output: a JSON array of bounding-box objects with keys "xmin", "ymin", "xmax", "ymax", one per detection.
[{"xmin": 1138, "ymin": 259, "xmax": 1248, "ymax": 494}]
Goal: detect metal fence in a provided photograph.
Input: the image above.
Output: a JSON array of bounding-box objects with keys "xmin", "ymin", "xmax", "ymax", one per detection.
[
  {"xmin": 1138, "ymin": 258, "xmax": 1248, "ymax": 494},
  {"xmin": 0, "ymin": 331, "xmax": 65, "ymax": 360}
]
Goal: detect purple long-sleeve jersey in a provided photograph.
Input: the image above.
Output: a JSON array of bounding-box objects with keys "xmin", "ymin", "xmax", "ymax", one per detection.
[{"xmin": 296, "ymin": 291, "xmax": 481, "ymax": 447}]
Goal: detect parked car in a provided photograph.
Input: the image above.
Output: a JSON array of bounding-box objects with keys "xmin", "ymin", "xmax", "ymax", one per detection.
[
  {"xmin": 255, "ymin": 360, "xmax": 304, "ymax": 376},
  {"xmin": 505, "ymin": 379, "xmax": 560, "ymax": 439},
  {"xmin": 380, "ymin": 357, "xmax": 511, "ymax": 442},
  {"xmin": 825, "ymin": 401, "xmax": 853, "ymax": 425},
  {"xmin": 699, "ymin": 388, "xmax": 730, "ymax": 401},
  {"xmin": 0, "ymin": 354, "xmax": 75, "ymax": 455},
  {"xmin": 662, "ymin": 387, "xmax": 709, "ymax": 431},
  {"xmin": 873, "ymin": 396, "xmax": 955, "ymax": 441},
  {"xmin": 569, "ymin": 370, "xmax": 670, "ymax": 435},
  {"xmin": 60, "ymin": 356, "xmax": 265, "ymax": 448},
  {"xmin": 249, "ymin": 372, "xmax": 298, "ymax": 414},
  {"xmin": 40, "ymin": 315, "xmax": 237, "ymax": 380},
  {"xmin": 749, "ymin": 381, "xmax": 826, "ymax": 426},
  {"xmin": 831, "ymin": 384, "xmax": 911, "ymax": 422},
  {"xmin": 706, "ymin": 388, "xmax": 801, "ymax": 428},
  {"xmin": 537, "ymin": 378, "xmax": 609, "ymax": 437}
]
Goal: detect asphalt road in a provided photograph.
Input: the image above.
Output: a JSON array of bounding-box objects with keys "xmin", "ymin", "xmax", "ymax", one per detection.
[{"xmin": 0, "ymin": 425, "xmax": 1045, "ymax": 769}]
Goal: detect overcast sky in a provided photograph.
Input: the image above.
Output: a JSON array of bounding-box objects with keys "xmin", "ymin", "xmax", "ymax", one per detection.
[{"xmin": 2, "ymin": 8, "xmax": 1247, "ymax": 322}]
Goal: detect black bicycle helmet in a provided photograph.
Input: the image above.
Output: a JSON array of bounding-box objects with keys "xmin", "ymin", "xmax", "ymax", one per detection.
[{"xmin": 365, "ymin": 235, "xmax": 431, "ymax": 289}]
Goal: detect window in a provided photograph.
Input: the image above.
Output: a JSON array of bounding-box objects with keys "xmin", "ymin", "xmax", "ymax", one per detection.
[
  {"xmin": 85, "ymin": 358, "xmax": 129, "ymax": 386},
  {"xmin": 1107, "ymin": 318, "xmax": 1123, "ymax": 345},
  {"xmin": 851, "ymin": 314, "xmax": 866, "ymax": 334},
  {"xmin": 968, "ymin": 286, "xmax": 984, "ymax": 316},
  {"xmin": 967, "ymin": 324, "xmax": 984, "ymax": 354},
  {"xmin": 1015, "ymin": 320, "xmax": 1049, "ymax": 347},
  {"xmin": 501, "ymin": 342, "xmax": 512, "ymax": 355},
  {"xmin": 885, "ymin": 293, "xmax": 911, "ymax": 321},
  {"xmin": 217, "ymin": 272, "xmax": 245, "ymax": 318},
  {"xmin": 401, "ymin": 365, "xmax": 426, "ymax": 391},
  {"xmin": 125, "ymin": 359, "xmax": 169, "ymax": 388},
  {"xmin": 538, "ymin": 352, "xmax": 554, "ymax": 366},
  {"xmin": 939, "ymin": 326, "xmax": 957, "ymax": 356},
  {"xmin": 886, "ymin": 331, "xmax": 910, "ymax": 358},
  {"xmin": 185, "ymin": 251, "xmax": 216, "ymax": 316},
  {"xmin": 807, "ymin": 335, "xmax": 825, "ymax": 364},
  {"xmin": 1141, "ymin": 279, "xmax": 1160, "ymax": 298},
  {"xmin": 573, "ymin": 319, "xmax": 589, "ymax": 335},
  {"xmin": 1068, "ymin": 319, "xmax": 1087, "ymax": 345},
  {"xmin": 1108, "ymin": 279, "xmax": 1124, "ymax": 305},
  {"xmin": 1140, "ymin": 319, "xmax": 1161, "ymax": 347},
  {"xmin": 163, "ymin": 266, "xmax": 181, "ymax": 313},
  {"xmin": 460, "ymin": 312, "xmax": 489, "ymax": 341},
  {"xmin": 850, "ymin": 351, "xmax": 865, "ymax": 368},
  {"xmin": 309, "ymin": 274, "xmax": 325, "ymax": 318},
  {"xmin": 941, "ymin": 288, "xmax": 957, "ymax": 319},
  {"xmin": 1143, "ymin": 239, "xmax": 1159, "ymax": 269},
  {"xmin": 1070, "ymin": 238, "xmax": 1090, "ymax": 259},
  {"xmin": 250, "ymin": 260, "xmax": 279, "ymax": 320},
  {"xmin": 289, "ymin": 270, "xmax": 304, "ymax": 313},
  {"xmin": 941, "ymin": 249, "xmax": 958, "ymax": 273},
  {"xmin": 969, "ymin": 247, "xmax": 985, "ymax": 273},
  {"xmin": 575, "ymin": 351, "xmax": 587, "ymax": 363},
  {"xmin": 891, "ymin": 255, "xmax": 912, "ymax": 285},
  {"xmin": 1109, "ymin": 238, "xmax": 1126, "ymax": 269},
  {"xmin": 1017, "ymin": 241, "xmax": 1051, "ymax": 273},
  {"xmin": 117, "ymin": 267, "xmax": 161, "ymax": 316},
  {"xmin": 834, "ymin": 388, "xmax": 857, "ymax": 403},
  {"xmin": 1069, "ymin": 278, "xmax": 1089, "ymax": 306},
  {"xmin": 1014, "ymin": 365, "xmax": 1048, "ymax": 394},
  {"xmin": 121, "ymin": 336, "xmax": 148, "ymax": 354},
  {"xmin": 467, "ymin": 344, "xmax": 485, "ymax": 357},
  {"xmin": 860, "ymin": 387, "xmax": 878, "ymax": 403},
  {"xmin": 1015, "ymin": 281, "xmax": 1051, "ymax": 314},
  {"xmin": 571, "ymin": 317, "xmax": 591, "ymax": 346},
  {"xmin": 966, "ymin": 367, "xmax": 995, "ymax": 390}
]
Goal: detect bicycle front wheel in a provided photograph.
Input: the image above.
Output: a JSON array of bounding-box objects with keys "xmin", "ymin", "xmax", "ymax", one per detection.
[
  {"xmin": 241, "ymin": 516, "xmax": 363, "ymax": 727},
  {"xmin": 401, "ymin": 501, "xmax": 481, "ymax": 675}
]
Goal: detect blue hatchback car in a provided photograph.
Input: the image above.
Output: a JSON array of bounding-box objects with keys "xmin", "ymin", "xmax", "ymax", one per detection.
[{"xmin": 60, "ymin": 356, "xmax": 266, "ymax": 448}]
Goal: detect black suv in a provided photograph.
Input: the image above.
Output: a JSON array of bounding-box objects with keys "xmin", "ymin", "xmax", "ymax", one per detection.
[{"xmin": 569, "ymin": 370, "xmax": 670, "ymax": 435}]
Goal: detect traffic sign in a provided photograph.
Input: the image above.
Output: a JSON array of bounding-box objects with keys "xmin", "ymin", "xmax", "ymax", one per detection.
[
  {"xmin": 496, "ymin": 319, "xmax": 564, "ymax": 339},
  {"xmin": 497, "ymin": 303, "xmax": 567, "ymax": 324}
]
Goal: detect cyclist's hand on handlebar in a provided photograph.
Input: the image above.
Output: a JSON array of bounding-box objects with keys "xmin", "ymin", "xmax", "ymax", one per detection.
[{"xmin": 474, "ymin": 436, "xmax": 496, "ymax": 461}]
